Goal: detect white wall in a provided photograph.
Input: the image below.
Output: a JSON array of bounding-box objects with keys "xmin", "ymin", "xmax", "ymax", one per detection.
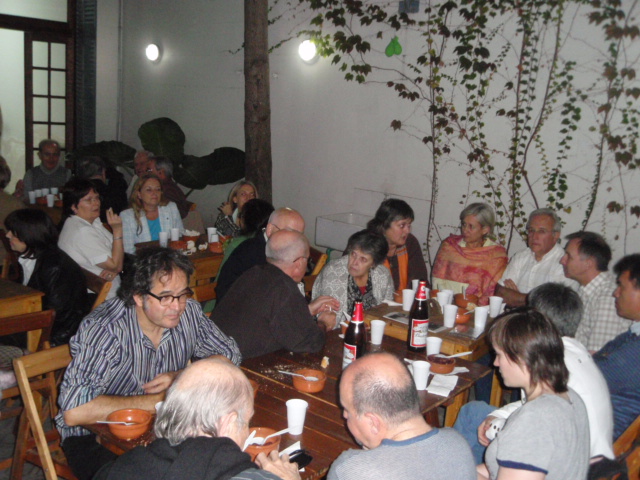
[{"xmin": 94, "ymin": 0, "xmax": 640, "ymax": 264}]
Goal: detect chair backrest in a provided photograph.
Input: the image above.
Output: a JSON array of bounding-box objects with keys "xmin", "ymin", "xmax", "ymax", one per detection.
[
  {"xmin": 614, "ymin": 414, "xmax": 640, "ymax": 478},
  {"xmin": 0, "ymin": 310, "xmax": 54, "ymax": 352},
  {"xmin": 0, "ymin": 228, "xmax": 22, "ymax": 282},
  {"xmin": 12, "ymin": 344, "xmax": 73, "ymax": 480},
  {"xmin": 81, "ymin": 267, "xmax": 112, "ymax": 311},
  {"xmin": 309, "ymin": 247, "xmax": 328, "ymax": 276},
  {"xmin": 192, "ymin": 282, "xmax": 217, "ymax": 304},
  {"xmin": 303, "ymin": 275, "xmax": 318, "ymax": 299}
]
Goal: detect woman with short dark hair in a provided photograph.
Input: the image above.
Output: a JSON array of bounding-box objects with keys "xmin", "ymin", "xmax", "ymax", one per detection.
[
  {"xmin": 477, "ymin": 308, "xmax": 590, "ymax": 480},
  {"xmin": 367, "ymin": 198, "xmax": 429, "ymax": 298},
  {"xmin": 5, "ymin": 209, "xmax": 90, "ymax": 346},
  {"xmin": 312, "ymin": 229, "xmax": 393, "ymax": 324}
]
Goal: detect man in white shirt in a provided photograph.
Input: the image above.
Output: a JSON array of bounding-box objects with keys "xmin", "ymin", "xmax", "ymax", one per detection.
[
  {"xmin": 495, "ymin": 208, "xmax": 578, "ymax": 307},
  {"xmin": 561, "ymin": 231, "xmax": 632, "ymax": 352}
]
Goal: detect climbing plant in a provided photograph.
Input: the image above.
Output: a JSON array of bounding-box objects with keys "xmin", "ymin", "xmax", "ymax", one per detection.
[{"xmin": 272, "ymin": 0, "xmax": 640, "ymax": 260}]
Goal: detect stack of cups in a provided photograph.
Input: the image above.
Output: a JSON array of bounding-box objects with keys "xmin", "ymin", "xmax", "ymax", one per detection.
[{"xmin": 207, "ymin": 227, "xmax": 217, "ymax": 243}]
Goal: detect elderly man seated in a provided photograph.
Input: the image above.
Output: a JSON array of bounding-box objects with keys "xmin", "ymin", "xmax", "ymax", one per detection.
[
  {"xmin": 57, "ymin": 247, "xmax": 241, "ymax": 480},
  {"xmin": 214, "ymin": 230, "xmax": 339, "ymax": 359},
  {"xmin": 15, "ymin": 139, "xmax": 72, "ymax": 200},
  {"xmin": 328, "ymin": 352, "xmax": 476, "ymax": 480},
  {"xmin": 94, "ymin": 357, "xmax": 301, "ymax": 480}
]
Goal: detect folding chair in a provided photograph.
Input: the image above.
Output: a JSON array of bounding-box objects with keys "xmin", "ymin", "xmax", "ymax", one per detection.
[
  {"xmin": 81, "ymin": 267, "xmax": 112, "ymax": 311},
  {"xmin": 0, "ymin": 228, "xmax": 21, "ymax": 282}
]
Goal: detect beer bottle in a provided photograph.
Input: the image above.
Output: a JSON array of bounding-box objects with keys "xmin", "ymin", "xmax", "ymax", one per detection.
[
  {"xmin": 343, "ymin": 302, "xmax": 367, "ymax": 368},
  {"xmin": 407, "ymin": 280, "xmax": 429, "ymax": 352}
]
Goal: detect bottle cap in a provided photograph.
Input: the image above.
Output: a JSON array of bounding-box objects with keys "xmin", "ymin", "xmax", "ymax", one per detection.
[
  {"xmin": 351, "ymin": 302, "xmax": 364, "ymax": 323},
  {"xmin": 415, "ymin": 281, "xmax": 427, "ymax": 300}
]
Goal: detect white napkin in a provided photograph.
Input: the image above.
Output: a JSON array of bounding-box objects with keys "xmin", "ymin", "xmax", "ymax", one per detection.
[
  {"xmin": 427, "ymin": 373, "xmax": 458, "ymax": 396},
  {"xmin": 383, "ymin": 300, "xmax": 402, "ymax": 306}
]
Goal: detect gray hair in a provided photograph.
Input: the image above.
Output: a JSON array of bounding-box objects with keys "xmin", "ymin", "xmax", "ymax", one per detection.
[
  {"xmin": 0, "ymin": 156, "xmax": 11, "ymax": 189},
  {"xmin": 527, "ymin": 282, "xmax": 583, "ymax": 337},
  {"xmin": 151, "ymin": 155, "xmax": 174, "ymax": 178},
  {"xmin": 459, "ymin": 202, "xmax": 496, "ymax": 233},
  {"xmin": 38, "ymin": 139, "xmax": 60, "ymax": 151},
  {"xmin": 76, "ymin": 156, "xmax": 106, "ymax": 180},
  {"xmin": 154, "ymin": 358, "xmax": 253, "ymax": 446},
  {"xmin": 527, "ymin": 208, "xmax": 562, "ymax": 233},
  {"xmin": 265, "ymin": 232, "xmax": 309, "ymax": 264}
]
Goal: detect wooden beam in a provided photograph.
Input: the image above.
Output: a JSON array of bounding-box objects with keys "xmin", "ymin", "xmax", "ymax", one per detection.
[{"xmin": 0, "ymin": 14, "xmax": 71, "ymax": 35}]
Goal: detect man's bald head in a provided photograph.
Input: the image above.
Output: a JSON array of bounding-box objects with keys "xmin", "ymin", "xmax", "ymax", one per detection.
[
  {"xmin": 265, "ymin": 208, "xmax": 305, "ymax": 237},
  {"xmin": 266, "ymin": 230, "xmax": 310, "ymax": 282},
  {"xmin": 154, "ymin": 357, "xmax": 253, "ymax": 446}
]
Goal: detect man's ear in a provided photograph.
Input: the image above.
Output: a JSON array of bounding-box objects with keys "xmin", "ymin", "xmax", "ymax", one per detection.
[
  {"xmin": 217, "ymin": 411, "xmax": 239, "ymax": 438},
  {"xmin": 133, "ymin": 293, "xmax": 144, "ymax": 308},
  {"xmin": 364, "ymin": 412, "xmax": 382, "ymax": 435}
]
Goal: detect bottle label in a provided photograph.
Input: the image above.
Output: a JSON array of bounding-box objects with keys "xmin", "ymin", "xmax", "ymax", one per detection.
[
  {"xmin": 409, "ymin": 319, "xmax": 429, "ymax": 348},
  {"xmin": 342, "ymin": 343, "xmax": 357, "ymax": 369}
]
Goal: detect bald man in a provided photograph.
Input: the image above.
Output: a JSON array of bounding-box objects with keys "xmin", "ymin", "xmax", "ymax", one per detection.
[
  {"xmin": 215, "ymin": 207, "xmax": 306, "ymax": 302},
  {"xmin": 214, "ymin": 230, "xmax": 338, "ymax": 358},
  {"xmin": 95, "ymin": 357, "xmax": 301, "ymax": 480},
  {"xmin": 328, "ymin": 353, "xmax": 476, "ymax": 480}
]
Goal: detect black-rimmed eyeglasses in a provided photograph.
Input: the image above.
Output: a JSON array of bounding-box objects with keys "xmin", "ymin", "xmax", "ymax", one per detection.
[{"xmin": 145, "ymin": 289, "xmax": 194, "ymax": 306}]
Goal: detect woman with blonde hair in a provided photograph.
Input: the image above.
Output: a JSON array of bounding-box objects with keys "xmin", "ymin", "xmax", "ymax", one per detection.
[
  {"xmin": 214, "ymin": 180, "xmax": 258, "ymax": 237},
  {"xmin": 120, "ymin": 174, "xmax": 183, "ymax": 254}
]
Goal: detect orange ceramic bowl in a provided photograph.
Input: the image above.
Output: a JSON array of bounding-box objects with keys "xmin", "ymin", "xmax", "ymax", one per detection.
[
  {"xmin": 456, "ymin": 308, "xmax": 473, "ymax": 324},
  {"xmin": 245, "ymin": 427, "xmax": 281, "ymax": 461},
  {"xmin": 36, "ymin": 196, "xmax": 47, "ymax": 205},
  {"xmin": 429, "ymin": 289, "xmax": 439, "ymax": 299},
  {"xmin": 106, "ymin": 408, "xmax": 152, "ymax": 440},
  {"xmin": 454, "ymin": 293, "xmax": 479, "ymax": 309},
  {"xmin": 183, "ymin": 234, "xmax": 200, "ymax": 244},
  {"xmin": 249, "ymin": 379, "xmax": 259, "ymax": 398},
  {"xmin": 427, "ymin": 354, "xmax": 456, "ymax": 374},
  {"xmin": 292, "ymin": 368, "xmax": 326, "ymax": 393},
  {"xmin": 169, "ymin": 240, "xmax": 187, "ymax": 250}
]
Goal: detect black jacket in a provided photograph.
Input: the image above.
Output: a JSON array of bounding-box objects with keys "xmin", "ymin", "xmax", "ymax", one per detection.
[
  {"xmin": 27, "ymin": 247, "xmax": 91, "ymax": 346},
  {"xmin": 215, "ymin": 234, "xmax": 267, "ymax": 303}
]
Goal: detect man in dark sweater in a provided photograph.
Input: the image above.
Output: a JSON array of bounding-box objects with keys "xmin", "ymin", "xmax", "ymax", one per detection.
[
  {"xmin": 215, "ymin": 207, "xmax": 305, "ymax": 302},
  {"xmin": 213, "ymin": 230, "xmax": 339, "ymax": 359},
  {"xmin": 95, "ymin": 357, "xmax": 301, "ymax": 480}
]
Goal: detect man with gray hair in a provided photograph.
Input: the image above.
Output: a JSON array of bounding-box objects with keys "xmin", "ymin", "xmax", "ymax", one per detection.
[
  {"xmin": 328, "ymin": 352, "xmax": 476, "ymax": 479},
  {"xmin": 126, "ymin": 150, "xmax": 153, "ymax": 197},
  {"xmin": 214, "ymin": 229, "xmax": 338, "ymax": 358},
  {"xmin": 94, "ymin": 357, "xmax": 301, "ymax": 480},
  {"xmin": 147, "ymin": 155, "xmax": 192, "ymax": 218},
  {"xmin": 15, "ymin": 138, "xmax": 72, "ymax": 200},
  {"xmin": 495, "ymin": 208, "xmax": 578, "ymax": 307},
  {"xmin": 454, "ymin": 283, "xmax": 614, "ymax": 464}
]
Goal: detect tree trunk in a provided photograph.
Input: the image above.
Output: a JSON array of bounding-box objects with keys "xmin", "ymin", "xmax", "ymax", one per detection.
[{"xmin": 244, "ymin": 0, "xmax": 272, "ymax": 202}]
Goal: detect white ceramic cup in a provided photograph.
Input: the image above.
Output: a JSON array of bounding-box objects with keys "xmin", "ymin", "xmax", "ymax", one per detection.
[
  {"xmin": 426, "ymin": 337, "xmax": 443, "ymax": 356},
  {"xmin": 402, "ymin": 289, "xmax": 414, "ymax": 311},
  {"xmin": 475, "ymin": 306, "xmax": 490, "ymax": 331},
  {"xmin": 411, "ymin": 360, "xmax": 431, "ymax": 390},
  {"xmin": 50, "ymin": 187, "xmax": 59, "ymax": 195},
  {"xmin": 412, "ymin": 279, "xmax": 419, "ymax": 292},
  {"xmin": 443, "ymin": 304, "xmax": 458, "ymax": 328},
  {"xmin": 46, "ymin": 194, "xmax": 55, "ymax": 207},
  {"xmin": 34, "ymin": 189, "xmax": 43, "ymax": 198},
  {"xmin": 159, "ymin": 231, "xmax": 169, "ymax": 248},
  {"xmin": 207, "ymin": 227, "xmax": 217, "ymax": 242},
  {"xmin": 489, "ymin": 296, "xmax": 503, "ymax": 317},
  {"xmin": 286, "ymin": 399, "xmax": 309, "ymax": 435},
  {"xmin": 170, "ymin": 228, "xmax": 180, "ymax": 241},
  {"xmin": 370, "ymin": 320, "xmax": 386, "ymax": 345},
  {"xmin": 28, "ymin": 191, "xmax": 36, "ymax": 204},
  {"xmin": 41, "ymin": 188, "xmax": 49, "ymax": 196},
  {"xmin": 437, "ymin": 291, "xmax": 451, "ymax": 307}
]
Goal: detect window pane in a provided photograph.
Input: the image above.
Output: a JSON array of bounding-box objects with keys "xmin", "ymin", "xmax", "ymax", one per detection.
[
  {"xmin": 51, "ymin": 71, "xmax": 65, "ymax": 96},
  {"xmin": 33, "ymin": 98, "xmax": 48, "ymax": 122},
  {"xmin": 51, "ymin": 43, "xmax": 66, "ymax": 69},
  {"xmin": 33, "ymin": 41, "xmax": 48, "ymax": 68},
  {"xmin": 51, "ymin": 125, "xmax": 66, "ymax": 146},
  {"xmin": 51, "ymin": 98, "xmax": 65, "ymax": 122},
  {"xmin": 33, "ymin": 69, "xmax": 48, "ymax": 95},
  {"xmin": 33, "ymin": 125, "xmax": 49, "ymax": 147}
]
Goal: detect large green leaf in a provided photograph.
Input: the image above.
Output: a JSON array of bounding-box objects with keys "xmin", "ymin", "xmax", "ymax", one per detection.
[
  {"xmin": 138, "ymin": 117, "xmax": 185, "ymax": 163},
  {"xmin": 174, "ymin": 147, "xmax": 246, "ymax": 190},
  {"xmin": 68, "ymin": 141, "xmax": 136, "ymax": 171}
]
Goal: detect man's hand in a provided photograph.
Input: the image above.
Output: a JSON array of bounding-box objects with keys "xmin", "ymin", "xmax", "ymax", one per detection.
[
  {"xmin": 503, "ymin": 279, "xmax": 519, "ymax": 292},
  {"xmin": 317, "ymin": 312, "xmax": 337, "ymax": 332},
  {"xmin": 142, "ymin": 371, "xmax": 180, "ymax": 394},
  {"xmin": 308, "ymin": 296, "xmax": 340, "ymax": 316},
  {"xmin": 255, "ymin": 451, "xmax": 301, "ymax": 480},
  {"xmin": 13, "ymin": 180, "xmax": 24, "ymax": 199},
  {"xmin": 478, "ymin": 415, "xmax": 497, "ymax": 447}
]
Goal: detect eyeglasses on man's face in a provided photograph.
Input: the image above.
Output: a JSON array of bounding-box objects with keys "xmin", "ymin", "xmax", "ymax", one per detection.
[{"xmin": 145, "ymin": 288, "xmax": 194, "ymax": 306}]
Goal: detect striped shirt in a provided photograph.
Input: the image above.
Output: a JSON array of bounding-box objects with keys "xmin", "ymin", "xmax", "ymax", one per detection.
[{"xmin": 56, "ymin": 297, "xmax": 241, "ymax": 440}]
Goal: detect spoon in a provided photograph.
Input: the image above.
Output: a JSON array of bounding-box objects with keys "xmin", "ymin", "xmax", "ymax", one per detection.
[
  {"xmin": 435, "ymin": 351, "xmax": 474, "ymax": 359},
  {"xmin": 277, "ymin": 370, "xmax": 319, "ymax": 381},
  {"xmin": 97, "ymin": 420, "xmax": 138, "ymax": 426},
  {"xmin": 242, "ymin": 429, "xmax": 257, "ymax": 451},
  {"xmin": 249, "ymin": 427, "xmax": 292, "ymax": 446}
]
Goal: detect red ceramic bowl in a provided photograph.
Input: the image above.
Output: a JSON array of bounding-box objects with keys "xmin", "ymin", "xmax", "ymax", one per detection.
[
  {"xmin": 244, "ymin": 427, "xmax": 281, "ymax": 461},
  {"xmin": 427, "ymin": 354, "xmax": 456, "ymax": 374},
  {"xmin": 183, "ymin": 235, "xmax": 200, "ymax": 245},
  {"xmin": 36, "ymin": 196, "xmax": 47, "ymax": 205},
  {"xmin": 169, "ymin": 240, "xmax": 187, "ymax": 250},
  {"xmin": 292, "ymin": 369, "xmax": 326, "ymax": 393},
  {"xmin": 106, "ymin": 408, "xmax": 152, "ymax": 440},
  {"xmin": 454, "ymin": 293, "xmax": 479, "ymax": 309},
  {"xmin": 456, "ymin": 308, "xmax": 472, "ymax": 324}
]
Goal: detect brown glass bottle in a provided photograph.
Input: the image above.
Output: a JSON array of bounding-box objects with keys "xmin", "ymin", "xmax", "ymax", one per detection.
[
  {"xmin": 407, "ymin": 280, "xmax": 429, "ymax": 352},
  {"xmin": 342, "ymin": 302, "xmax": 367, "ymax": 369}
]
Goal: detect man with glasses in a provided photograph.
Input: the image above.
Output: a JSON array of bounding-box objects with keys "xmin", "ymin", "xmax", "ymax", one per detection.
[
  {"xmin": 215, "ymin": 207, "xmax": 306, "ymax": 302},
  {"xmin": 214, "ymin": 230, "xmax": 339, "ymax": 359},
  {"xmin": 495, "ymin": 208, "xmax": 578, "ymax": 307},
  {"xmin": 57, "ymin": 247, "xmax": 241, "ymax": 480}
]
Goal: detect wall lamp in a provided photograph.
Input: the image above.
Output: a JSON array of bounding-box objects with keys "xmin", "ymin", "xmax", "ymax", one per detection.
[
  {"xmin": 145, "ymin": 43, "xmax": 161, "ymax": 63},
  {"xmin": 298, "ymin": 40, "xmax": 318, "ymax": 63}
]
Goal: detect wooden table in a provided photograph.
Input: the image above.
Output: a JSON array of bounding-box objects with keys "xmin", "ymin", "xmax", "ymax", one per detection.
[
  {"xmin": 86, "ymin": 330, "xmax": 490, "ymax": 478},
  {"xmin": 135, "ymin": 234, "xmax": 223, "ymax": 287},
  {"xmin": 0, "ymin": 279, "xmax": 44, "ymax": 351},
  {"xmin": 365, "ymin": 303, "xmax": 505, "ymax": 407}
]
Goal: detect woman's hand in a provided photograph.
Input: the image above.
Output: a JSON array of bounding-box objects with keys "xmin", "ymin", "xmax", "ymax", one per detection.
[
  {"xmin": 219, "ymin": 202, "xmax": 233, "ymax": 216},
  {"xmin": 478, "ymin": 416, "xmax": 496, "ymax": 446},
  {"xmin": 255, "ymin": 451, "xmax": 301, "ymax": 480},
  {"xmin": 106, "ymin": 208, "xmax": 123, "ymax": 232},
  {"xmin": 308, "ymin": 296, "xmax": 340, "ymax": 316}
]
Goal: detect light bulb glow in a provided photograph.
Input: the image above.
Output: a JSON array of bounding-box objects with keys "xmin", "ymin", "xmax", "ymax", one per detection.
[
  {"xmin": 146, "ymin": 44, "xmax": 160, "ymax": 62},
  {"xmin": 298, "ymin": 40, "xmax": 317, "ymax": 62}
]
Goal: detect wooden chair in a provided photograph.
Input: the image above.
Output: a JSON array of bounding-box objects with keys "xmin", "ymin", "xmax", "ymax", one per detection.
[
  {"xmin": 303, "ymin": 274, "xmax": 318, "ymax": 299},
  {"xmin": 81, "ymin": 267, "xmax": 112, "ymax": 311},
  {"xmin": 192, "ymin": 282, "xmax": 217, "ymax": 304},
  {"xmin": 11, "ymin": 344, "xmax": 76, "ymax": 480},
  {"xmin": 0, "ymin": 228, "xmax": 21, "ymax": 282},
  {"xmin": 308, "ymin": 247, "xmax": 328, "ymax": 276},
  {"xmin": 614, "ymin": 415, "xmax": 640, "ymax": 479}
]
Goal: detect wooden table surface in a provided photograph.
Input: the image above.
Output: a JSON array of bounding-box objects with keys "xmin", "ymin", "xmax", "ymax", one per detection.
[
  {"xmin": 0, "ymin": 278, "xmax": 44, "ymax": 351},
  {"xmin": 86, "ymin": 329, "xmax": 490, "ymax": 479}
]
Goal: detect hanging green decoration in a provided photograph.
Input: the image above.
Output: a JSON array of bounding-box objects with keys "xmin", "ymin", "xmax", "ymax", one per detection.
[{"xmin": 385, "ymin": 36, "xmax": 402, "ymax": 57}]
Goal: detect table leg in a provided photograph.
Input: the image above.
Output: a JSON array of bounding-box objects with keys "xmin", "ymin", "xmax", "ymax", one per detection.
[
  {"xmin": 444, "ymin": 390, "xmax": 469, "ymax": 427},
  {"xmin": 489, "ymin": 371, "xmax": 504, "ymax": 407}
]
